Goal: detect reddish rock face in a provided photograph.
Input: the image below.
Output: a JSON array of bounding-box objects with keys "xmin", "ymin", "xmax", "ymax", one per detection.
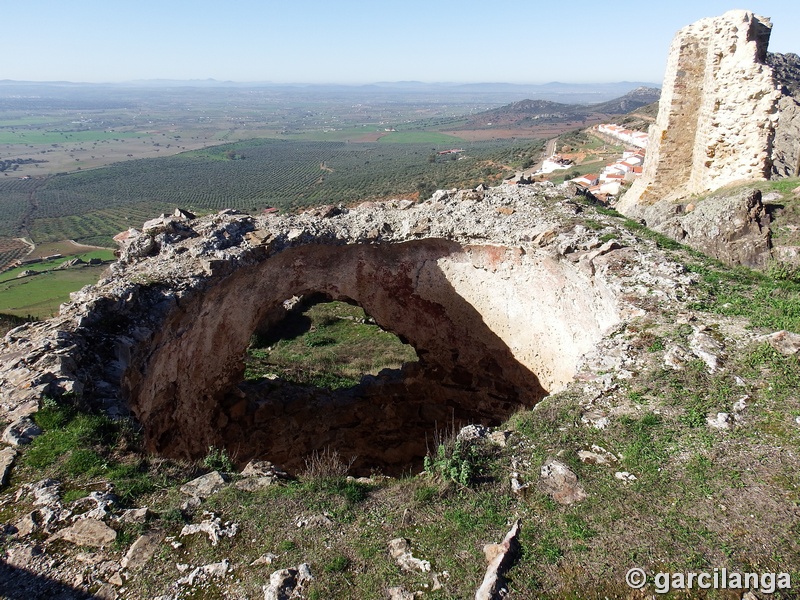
[
  {"xmin": 121, "ymin": 238, "xmax": 617, "ymax": 474},
  {"xmin": 3, "ymin": 184, "xmax": 653, "ymax": 475}
]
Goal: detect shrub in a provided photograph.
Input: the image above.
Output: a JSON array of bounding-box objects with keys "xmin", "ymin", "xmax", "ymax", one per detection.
[
  {"xmin": 203, "ymin": 446, "xmax": 234, "ymax": 472},
  {"xmin": 302, "ymin": 447, "xmax": 355, "ymax": 480},
  {"xmin": 423, "ymin": 435, "xmax": 487, "ymax": 487}
]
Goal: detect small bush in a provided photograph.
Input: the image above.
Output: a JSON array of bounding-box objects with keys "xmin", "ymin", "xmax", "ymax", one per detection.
[
  {"xmin": 203, "ymin": 446, "xmax": 234, "ymax": 472},
  {"xmin": 424, "ymin": 435, "xmax": 487, "ymax": 487}
]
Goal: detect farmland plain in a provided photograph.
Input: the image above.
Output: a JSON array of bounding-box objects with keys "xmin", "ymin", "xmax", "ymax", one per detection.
[{"xmin": 0, "ymin": 80, "xmax": 652, "ymax": 313}]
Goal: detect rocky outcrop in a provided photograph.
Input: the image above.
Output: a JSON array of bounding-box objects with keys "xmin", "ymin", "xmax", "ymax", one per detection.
[
  {"xmin": 657, "ymin": 188, "xmax": 771, "ymax": 268},
  {"xmin": 768, "ymin": 52, "xmax": 800, "ymax": 178},
  {"xmin": 0, "ymin": 184, "xmax": 695, "ymax": 475}
]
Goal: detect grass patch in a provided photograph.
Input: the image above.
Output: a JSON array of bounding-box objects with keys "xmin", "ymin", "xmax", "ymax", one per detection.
[
  {"xmin": 20, "ymin": 401, "xmax": 172, "ymax": 505},
  {"xmin": 245, "ymin": 300, "xmax": 417, "ymax": 390}
]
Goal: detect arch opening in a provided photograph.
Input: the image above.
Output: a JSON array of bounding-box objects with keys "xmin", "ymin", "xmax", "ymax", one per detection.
[
  {"xmin": 244, "ymin": 293, "xmax": 418, "ymax": 392},
  {"xmin": 122, "ymin": 239, "xmax": 620, "ymax": 476}
]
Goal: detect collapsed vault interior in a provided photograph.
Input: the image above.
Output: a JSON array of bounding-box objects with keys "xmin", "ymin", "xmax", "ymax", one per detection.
[{"xmin": 120, "ymin": 239, "xmax": 621, "ymax": 475}]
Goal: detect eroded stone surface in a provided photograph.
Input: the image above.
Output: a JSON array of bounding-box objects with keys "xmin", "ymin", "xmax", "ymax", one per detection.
[
  {"xmin": 538, "ymin": 459, "xmax": 587, "ymax": 505},
  {"xmin": 617, "ymin": 10, "xmax": 800, "ymax": 267},
  {"xmin": 0, "ymin": 183, "xmax": 695, "ymax": 475},
  {"xmin": 49, "ymin": 518, "xmax": 117, "ymax": 547}
]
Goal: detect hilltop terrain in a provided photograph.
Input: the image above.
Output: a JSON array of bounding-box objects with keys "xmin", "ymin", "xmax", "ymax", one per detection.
[{"xmin": 3, "ymin": 9, "xmax": 800, "ymax": 600}]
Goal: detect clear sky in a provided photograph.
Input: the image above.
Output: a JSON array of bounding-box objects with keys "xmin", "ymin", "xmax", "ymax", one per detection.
[{"xmin": 2, "ymin": 1, "xmax": 798, "ymax": 85}]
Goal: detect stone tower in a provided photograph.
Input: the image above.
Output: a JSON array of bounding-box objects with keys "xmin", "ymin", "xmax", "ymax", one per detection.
[{"xmin": 617, "ymin": 10, "xmax": 780, "ymax": 216}]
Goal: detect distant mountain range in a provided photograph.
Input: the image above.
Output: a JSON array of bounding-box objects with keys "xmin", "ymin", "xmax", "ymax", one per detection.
[
  {"xmin": 0, "ymin": 79, "xmax": 661, "ymax": 106},
  {"xmin": 458, "ymin": 86, "xmax": 661, "ymax": 129}
]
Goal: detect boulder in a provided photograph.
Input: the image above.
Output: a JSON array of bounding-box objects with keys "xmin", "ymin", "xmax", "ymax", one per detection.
[
  {"xmin": 263, "ymin": 563, "xmax": 313, "ymax": 600},
  {"xmin": 49, "ymin": 518, "xmax": 117, "ymax": 547},
  {"xmin": 538, "ymin": 459, "xmax": 587, "ymax": 505},
  {"xmin": 0, "ymin": 446, "xmax": 17, "ymax": 487},
  {"xmin": 180, "ymin": 471, "xmax": 226, "ymax": 499},
  {"xmin": 120, "ymin": 530, "xmax": 164, "ymax": 570}
]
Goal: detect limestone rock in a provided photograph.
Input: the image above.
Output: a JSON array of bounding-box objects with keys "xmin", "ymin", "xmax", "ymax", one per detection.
[
  {"xmin": 688, "ymin": 327, "xmax": 725, "ymax": 373},
  {"xmin": 180, "ymin": 471, "xmax": 226, "ymax": 499},
  {"xmin": 49, "ymin": 518, "xmax": 117, "ymax": 547},
  {"xmin": 456, "ymin": 424, "xmax": 490, "ymax": 443},
  {"xmin": 707, "ymin": 412, "xmax": 732, "ymax": 430},
  {"xmin": 388, "ymin": 538, "xmax": 431, "ymax": 572},
  {"xmin": 578, "ymin": 445, "xmax": 618, "ymax": 465},
  {"xmin": 180, "ymin": 514, "xmax": 238, "ymax": 546},
  {"xmin": 14, "ymin": 511, "xmax": 41, "ymax": 537},
  {"xmin": 116, "ymin": 507, "xmax": 150, "ymax": 524},
  {"xmin": 2, "ymin": 417, "xmax": 42, "ymax": 446},
  {"xmin": 664, "ymin": 189, "xmax": 770, "ymax": 268},
  {"xmin": 236, "ymin": 460, "xmax": 288, "ymax": 491},
  {"xmin": 120, "ymin": 530, "xmax": 164, "ymax": 570},
  {"xmin": 263, "ymin": 563, "xmax": 313, "ymax": 600},
  {"xmin": 177, "ymin": 559, "xmax": 231, "ymax": 587},
  {"xmin": 757, "ymin": 330, "xmax": 800, "ymax": 356},
  {"xmin": 538, "ymin": 459, "xmax": 587, "ymax": 505},
  {"xmin": 250, "ymin": 552, "xmax": 279, "ymax": 566},
  {"xmin": 475, "ymin": 520, "xmax": 521, "ymax": 600},
  {"xmin": 387, "ymin": 587, "xmax": 414, "ymax": 600},
  {"xmin": 295, "ymin": 513, "xmax": 333, "ymax": 529},
  {"xmin": 0, "ymin": 446, "xmax": 17, "ymax": 487}
]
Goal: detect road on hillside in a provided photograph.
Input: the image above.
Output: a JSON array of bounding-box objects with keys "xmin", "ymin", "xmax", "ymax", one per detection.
[{"xmin": 523, "ymin": 137, "xmax": 559, "ymax": 178}]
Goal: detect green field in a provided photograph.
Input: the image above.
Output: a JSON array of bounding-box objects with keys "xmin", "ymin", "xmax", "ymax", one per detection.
[
  {"xmin": 0, "ymin": 137, "xmax": 542, "ymax": 246},
  {"xmin": 0, "ymin": 249, "xmax": 115, "ymax": 318}
]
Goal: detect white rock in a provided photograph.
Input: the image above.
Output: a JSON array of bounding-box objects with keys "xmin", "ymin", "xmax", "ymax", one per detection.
[
  {"xmin": 707, "ymin": 412, "xmax": 732, "ymax": 430},
  {"xmin": 388, "ymin": 538, "xmax": 431, "ymax": 572}
]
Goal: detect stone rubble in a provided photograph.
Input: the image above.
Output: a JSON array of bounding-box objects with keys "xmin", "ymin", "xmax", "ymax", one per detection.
[
  {"xmin": 388, "ymin": 538, "xmax": 431, "ymax": 573},
  {"xmin": 179, "ymin": 513, "xmax": 239, "ymax": 546}
]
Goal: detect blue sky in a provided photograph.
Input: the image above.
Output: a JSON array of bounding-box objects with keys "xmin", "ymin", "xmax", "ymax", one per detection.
[{"xmin": 3, "ymin": 1, "xmax": 798, "ymax": 84}]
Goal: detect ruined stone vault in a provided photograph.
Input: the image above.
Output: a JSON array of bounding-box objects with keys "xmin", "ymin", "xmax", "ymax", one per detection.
[{"xmin": 0, "ymin": 184, "xmax": 692, "ymax": 473}]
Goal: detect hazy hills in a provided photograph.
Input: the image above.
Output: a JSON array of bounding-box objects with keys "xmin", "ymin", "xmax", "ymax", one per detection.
[
  {"xmin": 0, "ymin": 79, "xmax": 661, "ymax": 107},
  {"xmin": 458, "ymin": 86, "xmax": 661, "ymax": 129}
]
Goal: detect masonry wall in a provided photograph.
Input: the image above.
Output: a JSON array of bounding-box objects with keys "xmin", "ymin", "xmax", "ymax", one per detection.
[{"xmin": 618, "ymin": 10, "xmax": 780, "ymax": 215}]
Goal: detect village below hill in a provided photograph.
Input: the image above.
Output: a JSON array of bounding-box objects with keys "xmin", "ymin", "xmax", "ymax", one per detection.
[{"xmin": 510, "ymin": 122, "xmax": 648, "ymax": 203}]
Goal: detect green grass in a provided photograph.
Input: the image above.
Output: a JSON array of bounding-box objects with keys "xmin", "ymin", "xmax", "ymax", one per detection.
[
  {"xmin": 20, "ymin": 401, "xmax": 182, "ymax": 505},
  {"xmin": 0, "ymin": 251, "xmax": 115, "ymax": 318},
  {"xmin": 245, "ymin": 300, "xmax": 417, "ymax": 390},
  {"xmin": 0, "ymin": 130, "xmax": 145, "ymax": 145}
]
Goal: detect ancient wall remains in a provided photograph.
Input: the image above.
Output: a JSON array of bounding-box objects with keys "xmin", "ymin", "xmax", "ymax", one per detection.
[{"xmin": 618, "ymin": 10, "xmax": 780, "ymax": 214}]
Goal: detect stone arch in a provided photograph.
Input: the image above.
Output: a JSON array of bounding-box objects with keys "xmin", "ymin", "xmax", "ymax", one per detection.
[{"xmin": 120, "ymin": 238, "xmax": 619, "ymax": 474}]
